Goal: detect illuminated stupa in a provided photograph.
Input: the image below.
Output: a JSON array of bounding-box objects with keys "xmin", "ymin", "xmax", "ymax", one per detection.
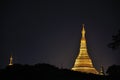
[
  {"xmin": 9, "ymin": 54, "xmax": 13, "ymax": 66},
  {"xmin": 72, "ymin": 24, "xmax": 98, "ymax": 74}
]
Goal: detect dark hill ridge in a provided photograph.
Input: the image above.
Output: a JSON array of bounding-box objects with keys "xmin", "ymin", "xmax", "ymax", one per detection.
[{"xmin": 0, "ymin": 63, "xmax": 119, "ymax": 80}]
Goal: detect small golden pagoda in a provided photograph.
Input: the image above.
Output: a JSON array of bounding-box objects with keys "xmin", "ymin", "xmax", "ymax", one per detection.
[
  {"xmin": 72, "ymin": 24, "xmax": 98, "ymax": 74},
  {"xmin": 9, "ymin": 54, "xmax": 13, "ymax": 66}
]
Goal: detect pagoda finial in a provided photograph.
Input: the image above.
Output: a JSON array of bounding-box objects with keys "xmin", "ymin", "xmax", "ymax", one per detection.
[
  {"xmin": 82, "ymin": 24, "xmax": 85, "ymax": 38},
  {"xmin": 9, "ymin": 54, "xmax": 13, "ymax": 66}
]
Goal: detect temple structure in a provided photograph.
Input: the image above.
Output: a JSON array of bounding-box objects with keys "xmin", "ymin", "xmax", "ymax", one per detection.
[
  {"xmin": 8, "ymin": 54, "xmax": 13, "ymax": 66},
  {"xmin": 72, "ymin": 24, "xmax": 98, "ymax": 74},
  {"xmin": 99, "ymin": 66, "xmax": 105, "ymax": 75}
]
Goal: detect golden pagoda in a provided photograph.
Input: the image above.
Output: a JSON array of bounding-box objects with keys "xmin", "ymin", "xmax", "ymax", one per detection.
[
  {"xmin": 72, "ymin": 24, "xmax": 98, "ymax": 74},
  {"xmin": 9, "ymin": 54, "xmax": 13, "ymax": 66},
  {"xmin": 99, "ymin": 66, "xmax": 105, "ymax": 75}
]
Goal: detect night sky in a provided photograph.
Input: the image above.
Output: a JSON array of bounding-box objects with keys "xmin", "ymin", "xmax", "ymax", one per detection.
[{"xmin": 0, "ymin": 0, "xmax": 120, "ymax": 72}]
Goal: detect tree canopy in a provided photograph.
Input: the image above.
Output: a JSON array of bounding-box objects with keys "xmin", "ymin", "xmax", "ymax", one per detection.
[{"xmin": 108, "ymin": 29, "xmax": 120, "ymax": 50}]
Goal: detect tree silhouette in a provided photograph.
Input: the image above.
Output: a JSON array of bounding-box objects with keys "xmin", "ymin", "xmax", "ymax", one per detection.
[
  {"xmin": 107, "ymin": 29, "xmax": 120, "ymax": 79},
  {"xmin": 106, "ymin": 65, "xmax": 120, "ymax": 75},
  {"xmin": 106, "ymin": 65, "xmax": 120, "ymax": 80},
  {"xmin": 108, "ymin": 29, "xmax": 120, "ymax": 50},
  {"xmin": 0, "ymin": 63, "xmax": 108, "ymax": 80}
]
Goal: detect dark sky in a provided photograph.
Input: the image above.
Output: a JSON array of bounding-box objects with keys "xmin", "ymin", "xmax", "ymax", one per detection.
[{"xmin": 0, "ymin": 0, "xmax": 120, "ymax": 72}]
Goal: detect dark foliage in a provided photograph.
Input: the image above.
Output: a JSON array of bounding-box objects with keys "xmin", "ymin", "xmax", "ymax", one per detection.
[
  {"xmin": 0, "ymin": 63, "xmax": 119, "ymax": 80},
  {"xmin": 108, "ymin": 29, "xmax": 120, "ymax": 50},
  {"xmin": 106, "ymin": 65, "xmax": 120, "ymax": 79}
]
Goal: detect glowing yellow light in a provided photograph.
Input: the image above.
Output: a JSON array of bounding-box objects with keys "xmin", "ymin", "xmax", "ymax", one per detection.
[
  {"xmin": 9, "ymin": 55, "xmax": 13, "ymax": 66},
  {"xmin": 72, "ymin": 24, "xmax": 98, "ymax": 74}
]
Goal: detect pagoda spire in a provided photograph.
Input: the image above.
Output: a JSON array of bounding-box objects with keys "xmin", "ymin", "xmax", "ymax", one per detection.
[
  {"xmin": 99, "ymin": 65, "xmax": 105, "ymax": 75},
  {"xmin": 82, "ymin": 24, "xmax": 85, "ymax": 38},
  {"xmin": 9, "ymin": 54, "xmax": 13, "ymax": 66},
  {"xmin": 72, "ymin": 24, "xmax": 98, "ymax": 74}
]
